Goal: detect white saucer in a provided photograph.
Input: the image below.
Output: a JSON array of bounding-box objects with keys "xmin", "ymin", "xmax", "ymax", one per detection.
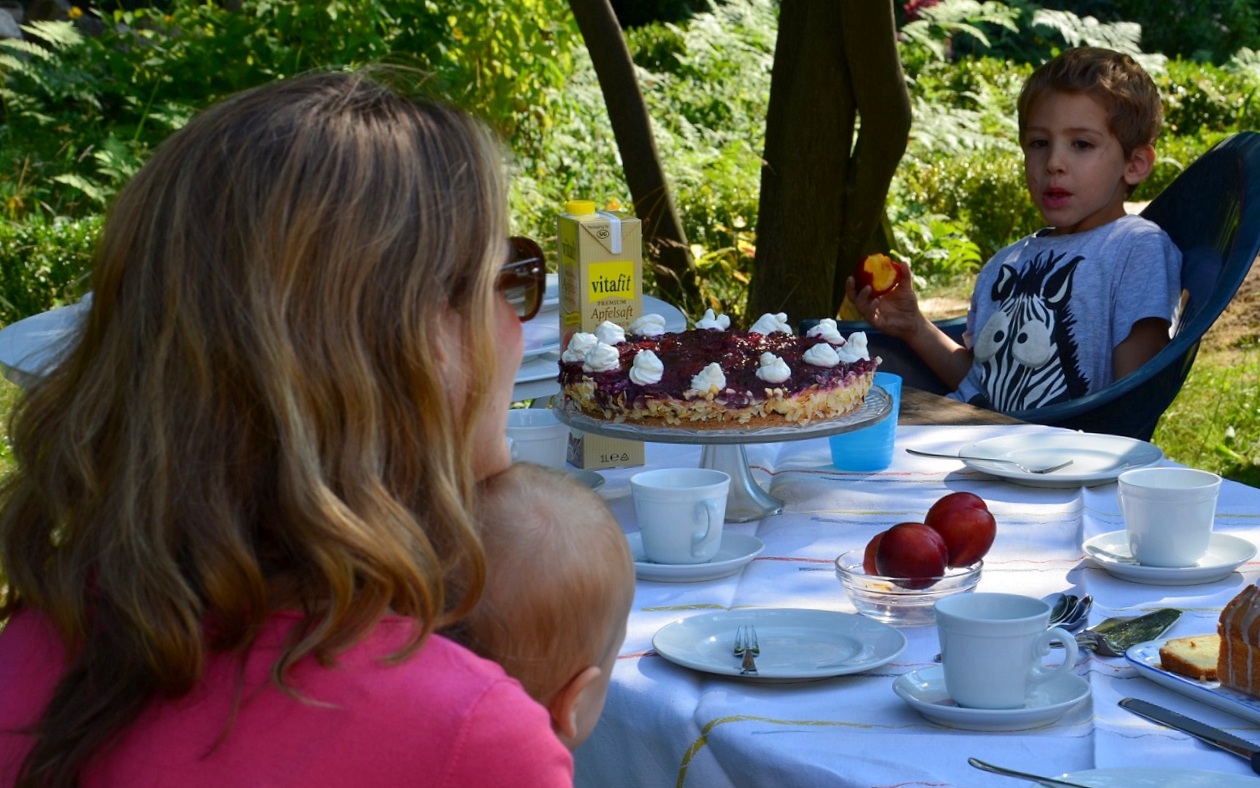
[
  {"xmin": 1083, "ymin": 530, "xmax": 1256, "ymax": 585},
  {"xmin": 893, "ymin": 666, "xmax": 1090, "ymax": 731},
  {"xmin": 1037, "ymin": 768, "xmax": 1260, "ymax": 787},
  {"xmin": 653, "ymin": 608, "xmax": 906, "ymax": 681},
  {"xmin": 629, "ymin": 532, "xmax": 764, "ymax": 582}
]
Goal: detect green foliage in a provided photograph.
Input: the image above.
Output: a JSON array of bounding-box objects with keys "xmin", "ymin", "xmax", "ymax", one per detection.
[
  {"xmin": 1157, "ymin": 57, "xmax": 1260, "ymax": 138},
  {"xmin": 899, "ymin": 0, "xmax": 1020, "ymax": 70},
  {"xmin": 1040, "ymin": 0, "xmax": 1260, "ymax": 65},
  {"xmin": 0, "ymin": 1, "xmax": 578, "ymax": 221},
  {"xmin": 0, "ymin": 216, "xmax": 96, "ymax": 325},
  {"xmin": 893, "ymin": 149, "xmax": 1042, "ymax": 270}
]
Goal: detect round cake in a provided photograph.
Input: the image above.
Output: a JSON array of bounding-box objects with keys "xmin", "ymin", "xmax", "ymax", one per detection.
[{"xmin": 557, "ymin": 310, "xmax": 879, "ymax": 428}]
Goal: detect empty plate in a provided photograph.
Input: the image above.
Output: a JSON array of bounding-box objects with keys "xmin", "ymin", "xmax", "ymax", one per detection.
[
  {"xmin": 652, "ymin": 608, "xmax": 906, "ymax": 682},
  {"xmin": 956, "ymin": 432, "xmax": 1163, "ymax": 487}
]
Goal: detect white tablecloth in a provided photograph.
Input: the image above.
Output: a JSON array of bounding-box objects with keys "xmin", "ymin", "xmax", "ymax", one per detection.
[{"xmin": 573, "ymin": 423, "xmax": 1260, "ymax": 787}]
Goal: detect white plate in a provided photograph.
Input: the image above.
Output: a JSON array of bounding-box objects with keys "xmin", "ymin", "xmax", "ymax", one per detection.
[
  {"xmin": 521, "ymin": 317, "xmax": 562, "ymax": 361},
  {"xmin": 516, "ymin": 351, "xmax": 561, "ymax": 384},
  {"xmin": 1126, "ymin": 639, "xmax": 1260, "ymax": 724},
  {"xmin": 517, "ymin": 295, "xmax": 687, "ymax": 366},
  {"xmin": 0, "ymin": 297, "xmax": 90, "ymax": 383},
  {"xmin": 628, "ymin": 531, "xmax": 764, "ymax": 582},
  {"xmin": 893, "ymin": 666, "xmax": 1089, "ymax": 731},
  {"xmin": 652, "ymin": 608, "xmax": 906, "ymax": 682},
  {"xmin": 957, "ymin": 432, "xmax": 1163, "ymax": 487},
  {"xmin": 1030, "ymin": 768, "xmax": 1260, "ymax": 787},
  {"xmin": 1084, "ymin": 531, "xmax": 1256, "ymax": 585}
]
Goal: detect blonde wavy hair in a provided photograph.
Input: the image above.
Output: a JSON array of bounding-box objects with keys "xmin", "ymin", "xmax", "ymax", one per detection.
[{"xmin": 0, "ymin": 70, "xmax": 507, "ymax": 786}]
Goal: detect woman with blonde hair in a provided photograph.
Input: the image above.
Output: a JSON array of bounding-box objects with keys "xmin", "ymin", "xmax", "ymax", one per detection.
[{"xmin": 0, "ymin": 71, "xmax": 569, "ymax": 786}]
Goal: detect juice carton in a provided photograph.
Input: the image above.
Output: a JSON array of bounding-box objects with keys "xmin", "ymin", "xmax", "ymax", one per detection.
[{"xmin": 557, "ymin": 199, "xmax": 645, "ymax": 470}]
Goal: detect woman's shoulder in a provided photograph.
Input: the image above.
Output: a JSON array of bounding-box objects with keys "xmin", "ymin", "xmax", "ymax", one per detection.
[{"xmin": 287, "ymin": 620, "xmax": 574, "ymax": 785}]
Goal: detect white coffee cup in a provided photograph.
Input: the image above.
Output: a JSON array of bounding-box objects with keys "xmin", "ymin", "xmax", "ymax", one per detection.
[
  {"xmin": 630, "ymin": 468, "xmax": 730, "ymax": 564},
  {"xmin": 1118, "ymin": 467, "xmax": 1221, "ymax": 567},
  {"xmin": 934, "ymin": 592, "xmax": 1079, "ymax": 710},
  {"xmin": 505, "ymin": 409, "xmax": 569, "ymax": 468}
]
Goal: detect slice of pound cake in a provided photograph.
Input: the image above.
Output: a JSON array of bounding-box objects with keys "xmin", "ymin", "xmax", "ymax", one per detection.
[
  {"xmin": 1219, "ymin": 584, "xmax": 1260, "ymax": 695},
  {"xmin": 1159, "ymin": 634, "xmax": 1220, "ymax": 681}
]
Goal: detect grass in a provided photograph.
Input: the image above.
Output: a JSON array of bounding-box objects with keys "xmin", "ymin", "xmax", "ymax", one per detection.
[{"xmin": 1152, "ymin": 344, "xmax": 1260, "ymax": 488}]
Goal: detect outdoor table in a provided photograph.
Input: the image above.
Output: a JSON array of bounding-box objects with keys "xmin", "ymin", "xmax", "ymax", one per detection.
[{"xmin": 572, "ymin": 396, "xmax": 1260, "ymax": 787}]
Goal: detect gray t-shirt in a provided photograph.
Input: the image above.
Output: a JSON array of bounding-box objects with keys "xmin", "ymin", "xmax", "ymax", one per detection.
[{"xmin": 950, "ymin": 215, "xmax": 1181, "ymax": 412}]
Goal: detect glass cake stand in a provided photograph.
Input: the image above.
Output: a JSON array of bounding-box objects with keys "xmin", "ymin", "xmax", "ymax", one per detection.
[{"xmin": 554, "ymin": 386, "xmax": 892, "ymax": 522}]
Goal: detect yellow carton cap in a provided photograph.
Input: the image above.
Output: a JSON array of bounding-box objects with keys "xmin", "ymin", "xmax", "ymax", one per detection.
[{"xmin": 565, "ymin": 200, "xmax": 597, "ymax": 216}]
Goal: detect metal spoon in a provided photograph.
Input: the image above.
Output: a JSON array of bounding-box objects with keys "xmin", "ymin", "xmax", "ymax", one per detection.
[
  {"xmin": 968, "ymin": 757, "xmax": 1096, "ymax": 788},
  {"xmin": 905, "ymin": 448, "xmax": 1074, "ymax": 475},
  {"xmin": 1057, "ymin": 593, "xmax": 1093, "ymax": 632}
]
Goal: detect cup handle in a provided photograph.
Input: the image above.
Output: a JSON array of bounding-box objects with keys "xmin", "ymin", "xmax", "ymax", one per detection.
[
  {"xmin": 1031, "ymin": 626, "xmax": 1078, "ymax": 687},
  {"xmin": 689, "ymin": 499, "xmax": 722, "ymax": 558}
]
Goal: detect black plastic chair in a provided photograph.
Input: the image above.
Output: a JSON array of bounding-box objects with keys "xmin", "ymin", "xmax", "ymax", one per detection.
[{"xmin": 839, "ymin": 130, "xmax": 1260, "ymax": 441}]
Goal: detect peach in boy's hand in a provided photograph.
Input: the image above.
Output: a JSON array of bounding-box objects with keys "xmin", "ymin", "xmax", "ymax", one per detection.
[{"xmin": 852, "ymin": 253, "xmax": 902, "ymax": 297}]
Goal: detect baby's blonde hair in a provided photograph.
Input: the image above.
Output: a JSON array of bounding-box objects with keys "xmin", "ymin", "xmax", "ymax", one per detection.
[{"xmin": 464, "ymin": 462, "xmax": 634, "ymax": 704}]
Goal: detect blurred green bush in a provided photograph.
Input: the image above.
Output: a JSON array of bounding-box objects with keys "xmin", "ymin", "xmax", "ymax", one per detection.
[{"xmin": 3, "ymin": 0, "xmax": 1260, "ymax": 327}]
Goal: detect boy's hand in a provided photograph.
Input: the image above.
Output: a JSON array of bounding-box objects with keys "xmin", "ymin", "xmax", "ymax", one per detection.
[{"xmin": 844, "ymin": 258, "xmax": 923, "ymax": 340}]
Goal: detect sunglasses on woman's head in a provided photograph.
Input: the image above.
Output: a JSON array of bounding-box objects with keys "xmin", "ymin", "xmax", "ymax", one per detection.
[{"xmin": 499, "ymin": 236, "xmax": 546, "ymax": 322}]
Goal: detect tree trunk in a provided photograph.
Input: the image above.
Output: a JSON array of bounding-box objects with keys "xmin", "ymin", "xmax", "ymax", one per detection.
[
  {"xmin": 748, "ymin": 0, "xmax": 910, "ymax": 323},
  {"xmin": 568, "ymin": 0, "xmax": 701, "ymax": 310}
]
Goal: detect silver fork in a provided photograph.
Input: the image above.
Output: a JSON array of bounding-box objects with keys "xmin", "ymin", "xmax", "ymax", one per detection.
[
  {"xmin": 733, "ymin": 625, "xmax": 759, "ymax": 675},
  {"xmin": 905, "ymin": 448, "xmax": 1074, "ymax": 475}
]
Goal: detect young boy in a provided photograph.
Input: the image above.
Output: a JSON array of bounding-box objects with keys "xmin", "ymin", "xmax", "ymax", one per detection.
[
  {"xmin": 848, "ymin": 47, "xmax": 1182, "ymax": 412},
  {"xmin": 453, "ymin": 462, "xmax": 635, "ymax": 750}
]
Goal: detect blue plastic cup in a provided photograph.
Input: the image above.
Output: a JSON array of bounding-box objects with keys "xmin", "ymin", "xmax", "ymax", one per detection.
[{"xmin": 829, "ymin": 372, "xmax": 902, "ymax": 471}]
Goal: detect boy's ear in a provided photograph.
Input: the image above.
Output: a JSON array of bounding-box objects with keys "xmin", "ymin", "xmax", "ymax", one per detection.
[
  {"xmin": 548, "ymin": 665, "xmax": 603, "ymax": 749},
  {"xmin": 1124, "ymin": 143, "xmax": 1156, "ymax": 186}
]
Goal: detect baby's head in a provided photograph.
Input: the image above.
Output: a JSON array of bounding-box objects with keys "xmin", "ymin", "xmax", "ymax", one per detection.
[
  {"xmin": 1018, "ymin": 46, "xmax": 1163, "ymax": 156},
  {"xmin": 466, "ymin": 461, "xmax": 634, "ymax": 749}
]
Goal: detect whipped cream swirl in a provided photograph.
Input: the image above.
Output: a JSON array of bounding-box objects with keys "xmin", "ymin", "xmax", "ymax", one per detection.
[
  {"xmin": 562, "ymin": 332, "xmax": 599, "ymax": 363},
  {"xmin": 806, "ymin": 318, "xmax": 844, "ymax": 344},
  {"xmin": 594, "ymin": 321, "xmax": 626, "ymax": 346},
  {"xmin": 695, "ymin": 309, "xmax": 731, "ymax": 331},
  {"xmin": 582, "ymin": 342, "xmax": 621, "ymax": 373},
  {"xmin": 803, "ymin": 342, "xmax": 840, "ymax": 368},
  {"xmin": 690, "ymin": 362, "xmax": 726, "ymax": 393},
  {"xmin": 755, "ymin": 352, "xmax": 791, "ymax": 384},
  {"xmin": 629, "ymin": 350, "xmax": 664, "ymax": 385},
  {"xmin": 629, "ymin": 313, "xmax": 667, "ymax": 337},
  {"xmin": 835, "ymin": 331, "xmax": 870, "ymax": 363},
  {"xmin": 749, "ymin": 312, "xmax": 792, "ymax": 335}
]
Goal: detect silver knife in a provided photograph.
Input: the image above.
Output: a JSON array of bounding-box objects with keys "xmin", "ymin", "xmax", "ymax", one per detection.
[{"xmin": 1119, "ymin": 697, "xmax": 1260, "ymax": 774}]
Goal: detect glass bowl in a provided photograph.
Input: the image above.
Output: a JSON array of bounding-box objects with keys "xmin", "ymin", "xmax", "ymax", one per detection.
[{"xmin": 835, "ymin": 550, "xmax": 982, "ymax": 627}]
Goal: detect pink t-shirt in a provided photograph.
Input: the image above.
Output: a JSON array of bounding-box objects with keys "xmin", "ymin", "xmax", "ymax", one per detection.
[{"xmin": 0, "ymin": 609, "xmax": 573, "ymax": 787}]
